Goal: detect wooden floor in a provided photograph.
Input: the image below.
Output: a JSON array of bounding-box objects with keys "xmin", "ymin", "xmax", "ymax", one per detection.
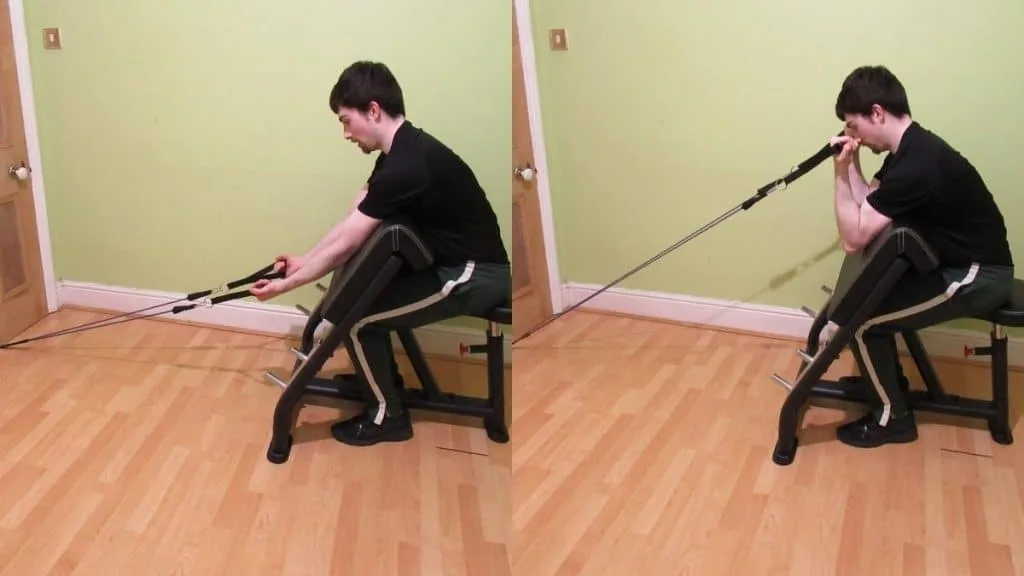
[
  {"xmin": 0, "ymin": 307, "xmax": 510, "ymax": 576},
  {"xmin": 510, "ymin": 311, "xmax": 1024, "ymax": 576},
  {"xmin": 6, "ymin": 307, "xmax": 1024, "ymax": 575}
]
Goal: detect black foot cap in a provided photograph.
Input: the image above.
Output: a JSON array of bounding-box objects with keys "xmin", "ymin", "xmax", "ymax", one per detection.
[
  {"xmin": 267, "ymin": 436, "xmax": 293, "ymax": 464},
  {"xmin": 486, "ymin": 425, "xmax": 510, "ymax": 443},
  {"xmin": 772, "ymin": 438, "xmax": 797, "ymax": 466},
  {"xmin": 989, "ymin": 421, "xmax": 1014, "ymax": 445}
]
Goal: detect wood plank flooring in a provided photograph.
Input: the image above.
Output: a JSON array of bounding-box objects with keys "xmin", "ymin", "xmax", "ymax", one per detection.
[
  {"xmin": 6, "ymin": 306, "xmax": 1024, "ymax": 574},
  {"xmin": 510, "ymin": 311, "xmax": 1024, "ymax": 576},
  {"xmin": 0, "ymin": 308, "xmax": 510, "ymax": 576}
]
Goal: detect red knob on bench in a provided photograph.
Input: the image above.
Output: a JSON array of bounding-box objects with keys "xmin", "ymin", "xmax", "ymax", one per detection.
[
  {"xmin": 964, "ymin": 344, "xmax": 974, "ymax": 357},
  {"xmin": 459, "ymin": 343, "xmax": 469, "ymax": 356}
]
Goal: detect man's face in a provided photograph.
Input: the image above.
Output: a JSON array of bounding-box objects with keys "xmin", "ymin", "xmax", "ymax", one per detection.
[
  {"xmin": 337, "ymin": 105, "xmax": 379, "ymax": 154},
  {"xmin": 843, "ymin": 107, "xmax": 885, "ymax": 154}
]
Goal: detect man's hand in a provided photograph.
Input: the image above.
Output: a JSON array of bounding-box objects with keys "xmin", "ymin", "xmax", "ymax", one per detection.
[
  {"xmin": 830, "ymin": 135, "xmax": 861, "ymax": 166},
  {"xmin": 250, "ymin": 278, "xmax": 291, "ymax": 301},
  {"xmin": 273, "ymin": 254, "xmax": 307, "ymax": 278}
]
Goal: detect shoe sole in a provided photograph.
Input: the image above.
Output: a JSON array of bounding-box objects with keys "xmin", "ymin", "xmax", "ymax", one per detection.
[
  {"xmin": 837, "ymin": 431, "xmax": 918, "ymax": 448},
  {"xmin": 332, "ymin": 426, "xmax": 414, "ymax": 447}
]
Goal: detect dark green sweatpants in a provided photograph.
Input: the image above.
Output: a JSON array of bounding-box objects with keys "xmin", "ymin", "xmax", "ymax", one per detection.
[
  {"xmin": 342, "ymin": 260, "xmax": 510, "ymax": 424},
  {"xmin": 852, "ymin": 263, "xmax": 1014, "ymax": 425}
]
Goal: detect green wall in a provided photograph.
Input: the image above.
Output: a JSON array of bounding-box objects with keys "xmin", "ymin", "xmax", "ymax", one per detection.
[
  {"xmin": 25, "ymin": 1, "xmax": 510, "ymax": 327},
  {"xmin": 530, "ymin": 0, "xmax": 1023, "ymax": 332}
]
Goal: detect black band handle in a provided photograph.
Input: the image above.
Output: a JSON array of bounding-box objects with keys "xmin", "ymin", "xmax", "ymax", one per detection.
[
  {"xmin": 186, "ymin": 289, "xmax": 212, "ymax": 300},
  {"xmin": 227, "ymin": 263, "xmax": 283, "ymax": 288},
  {"xmin": 210, "ymin": 290, "xmax": 256, "ymax": 305},
  {"xmin": 185, "ymin": 265, "xmax": 284, "ymax": 300}
]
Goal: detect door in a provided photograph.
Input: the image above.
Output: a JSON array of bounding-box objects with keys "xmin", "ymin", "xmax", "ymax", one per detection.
[
  {"xmin": 511, "ymin": 8, "xmax": 553, "ymax": 339},
  {"xmin": 0, "ymin": 0, "xmax": 47, "ymax": 343}
]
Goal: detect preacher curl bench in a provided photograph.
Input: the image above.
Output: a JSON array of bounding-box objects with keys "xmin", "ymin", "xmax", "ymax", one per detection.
[
  {"xmin": 264, "ymin": 218, "xmax": 511, "ymax": 464},
  {"xmin": 771, "ymin": 225, "xmax": 1024, "ymax": 465}
]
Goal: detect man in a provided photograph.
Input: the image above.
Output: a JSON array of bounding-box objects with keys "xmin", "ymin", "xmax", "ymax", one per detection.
[
  {"xmin": 829, "ymin": 65, "xmax": 1014, "ymax": 448},
  {"xmin": 251, "ymin": 61, "xmax": 511, "ymax": 446}
]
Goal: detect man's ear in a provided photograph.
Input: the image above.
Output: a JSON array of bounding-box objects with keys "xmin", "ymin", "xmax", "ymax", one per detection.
[
  {"xmin": 871, "ymin": 104, "xmax": 885, "ymax": 123},
  {"xmin": 367, "ymin": 101, "xmax": 381, "ymax": 122}
]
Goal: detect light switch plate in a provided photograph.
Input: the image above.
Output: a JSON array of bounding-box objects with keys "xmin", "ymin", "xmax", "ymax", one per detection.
[
  {"xmin": 43, "ymin": 27, "xmax": 61, "ymax": 49},
  {"xmin": 549, "ymin": 29, "xmax": 567, "ymax": 51}
]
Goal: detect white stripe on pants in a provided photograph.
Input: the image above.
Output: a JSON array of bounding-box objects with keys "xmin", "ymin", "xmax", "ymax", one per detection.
[
  {"xmin": 350, "ymin": 261, "xmax": 476, "ymax": 425},
  {"xmin": 855, "ymin": 263, "xmax": 979, "ymax": 426}
]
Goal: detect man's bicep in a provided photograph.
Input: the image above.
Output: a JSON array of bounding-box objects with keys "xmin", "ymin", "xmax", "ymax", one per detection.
[{"xmin": 859, "ymin": 199, "xmax": 892, "ymax": 243}]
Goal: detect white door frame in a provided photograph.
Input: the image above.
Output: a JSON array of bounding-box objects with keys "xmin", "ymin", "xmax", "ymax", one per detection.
[
  {"xmin": 514, "ymin": 0, "xmax": 563, "ymax": 313},
  {"xmin": 7, "ymin": 0, "xmax": 58, "ymax": 312}
]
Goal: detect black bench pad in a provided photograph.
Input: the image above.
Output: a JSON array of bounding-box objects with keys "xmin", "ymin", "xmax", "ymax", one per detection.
[
  {"xmin": 977, "ymin": 278, "xmax": 1024, "ymax": 327},
  {"xmin": 475, "ymin": 305, "xmax": 511, "ymax": 325}
]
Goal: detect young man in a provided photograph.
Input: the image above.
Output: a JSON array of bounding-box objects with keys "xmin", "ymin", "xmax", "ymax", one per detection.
[
  {"xmin": 251, "ymin": 61, "xmax": 511, "ymax": 446},
  {"xmin": 829, "ymin": 65, "xmax": 1014, "ymax": 448}
]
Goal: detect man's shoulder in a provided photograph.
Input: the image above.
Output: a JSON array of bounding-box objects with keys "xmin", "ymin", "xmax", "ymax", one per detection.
[
  {"xmin": 881, "ymin": 123, "xmax": 945, "ymax": 179},
  {"xmin": 902, "ymin": 122, "xmax": 965, "ymax": 164},
  {"xmin": 392, "ymin": 121, "xmax": 451, "ymax": 153}
]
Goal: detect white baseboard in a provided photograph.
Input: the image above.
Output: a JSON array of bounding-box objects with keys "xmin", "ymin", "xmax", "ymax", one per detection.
[
  {"xmin": 562, "ymin": 282, "xmax": 1024, "ymax": 369},
  {"xmin": 56, "ymin": 281, "xmax": 510, "ymax": 364}
]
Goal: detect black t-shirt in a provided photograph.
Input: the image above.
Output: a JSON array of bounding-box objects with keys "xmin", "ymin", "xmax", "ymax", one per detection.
[
  {"xmin": 867, "ymin": 121, "xmax": 1013, "ymax": 268},
  {"xmin": 358, "ymin": 121, "xmax": 509, "ymax": 267}
]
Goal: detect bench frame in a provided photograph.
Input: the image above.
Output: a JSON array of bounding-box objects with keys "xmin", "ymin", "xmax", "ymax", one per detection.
[
  {"xmin": 295, "ymin": 312, "xmax": 511, "ymax": 441},
  {"xmin": 771, "ymin": 226, "xmax": 1019, "ymax": 465},
  {"xmin": 262, "ymin": 220, "xmax": 511, "ymax": 464},
  {"xmin": 782, "ymin": 308, "xmax": 1013, "ymax": 457}
]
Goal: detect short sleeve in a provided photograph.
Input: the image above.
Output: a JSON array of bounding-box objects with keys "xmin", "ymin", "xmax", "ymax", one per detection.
[
  {"xmin": 865, "ymin": 167, "xmax": 935, "ymax": 218},
  {"xmin": 367, "ymin": 153, "xmax": 386, "ymax": 181},
  {"xmin": 358, "ymin": 159, "xmax": 429, "ymax": 220}
]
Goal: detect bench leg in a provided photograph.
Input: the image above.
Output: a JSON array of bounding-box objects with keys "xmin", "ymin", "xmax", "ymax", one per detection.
[
  {"xmin": 902, "ymin": 330, "xmax": 948, "ymax": 401},
  {"xmin": 265, "ymin": 318, "xmax": 349, "ymax": 464},
  {"xmin": 989, "ymin": 324, "xmax": 1014, "ymax": 445},
  {"xmin": 484, "ymin": 321, "xmax": 509, "ymax": 443},
  {"xmin": 396, "ymin": 328, "xmax": 443, "ymax": 401}
]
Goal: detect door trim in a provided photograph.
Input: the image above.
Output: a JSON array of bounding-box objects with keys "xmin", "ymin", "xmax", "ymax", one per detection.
[
  {"xmin": 513, "ymin": 0, "xmax": 562, "ymax": 313},
  {"xmin": 7, "ymin": 0, "xmax": 58, "ymax": 312}
]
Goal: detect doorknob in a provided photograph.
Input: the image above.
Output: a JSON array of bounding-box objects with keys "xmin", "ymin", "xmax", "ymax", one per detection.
[
  {"xmin": 513, "ymin": 162, "xmax": 536, "ymax": 182},
  {"xmin": 8, "ymin": 161, "xmax": 30, "ymax": 181}
]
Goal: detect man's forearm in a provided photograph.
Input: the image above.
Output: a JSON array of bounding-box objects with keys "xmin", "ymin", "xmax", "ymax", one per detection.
[
  {"xmin": 304, "ymin": 221, "xmax": 347, "ymax": 260},
  {"xmin": 834, "ymin": 168, "xmax": 863, "ymax": 250},
  {"xmin": 285, "ymin": 239, "xmax": 355, "ymax": 290},
  {"xmin": 841, "ymin": 150, "xmax": 877, "ymax": 205}
]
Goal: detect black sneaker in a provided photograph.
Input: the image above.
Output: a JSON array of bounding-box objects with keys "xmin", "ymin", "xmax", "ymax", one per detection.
[
  {"xmin": 836, "ymin": 411, "xmax": 918, "ymax": 448},
  {"xmin": 331, "ymin": 409, "xmax": 413, "ymax": 446},
  {"xmin": 331, "ymin": 409, "xmax": 370, "ymax": 431}
]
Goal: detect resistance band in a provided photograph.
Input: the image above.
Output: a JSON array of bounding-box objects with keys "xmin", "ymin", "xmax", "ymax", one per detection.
[
  {"xmin": 0, "ymin": 264, "xmax": 284, "ymax": 350},
  {"xmin": 512, "ymin": 137, "xmax": 844, "ymax": 346}
]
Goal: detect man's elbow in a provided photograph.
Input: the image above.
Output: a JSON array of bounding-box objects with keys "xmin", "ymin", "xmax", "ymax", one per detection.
[{"xmin": 841, "ymin": 231, "xmax": 868, "ymax": 254}]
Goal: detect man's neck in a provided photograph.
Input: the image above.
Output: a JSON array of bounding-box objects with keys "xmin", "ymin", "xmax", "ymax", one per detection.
[
  {"xmin": 378, "ymin": 116, "xmax": 407, "ymax": 153},
  {"xmin": 886, "ymin": 116, "xmax": 914, "ymax": 153}
]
